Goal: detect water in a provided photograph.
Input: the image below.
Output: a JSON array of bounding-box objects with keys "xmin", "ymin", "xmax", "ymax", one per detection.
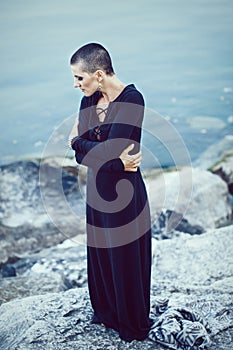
[{"xmin": 0, "ymin": 0, "xmax": 232, "ymax": 166}]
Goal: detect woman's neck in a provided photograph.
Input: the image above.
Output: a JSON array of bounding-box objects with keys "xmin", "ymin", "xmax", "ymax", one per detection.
[{"xmin": 100, "ymin": 75, "xmax": 126, "ymax": 103}]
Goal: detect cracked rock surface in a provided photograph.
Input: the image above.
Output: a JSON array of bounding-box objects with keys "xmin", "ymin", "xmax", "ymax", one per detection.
[{"xmin": 0, "ymin": 226, "xmax": 232, "ymax": 350}]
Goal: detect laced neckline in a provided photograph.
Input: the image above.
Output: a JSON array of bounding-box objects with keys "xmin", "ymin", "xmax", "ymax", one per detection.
[
  {"xmin": 96, "ymin": 106, "xmax": 108, "ymax": 119},
  {"xmin": 95, "ymin": 101, "xmax": 109, "ymax": 123},
  {"xmin": 94, "ymin": 106, "xmax": 109, "ymax": 140}
]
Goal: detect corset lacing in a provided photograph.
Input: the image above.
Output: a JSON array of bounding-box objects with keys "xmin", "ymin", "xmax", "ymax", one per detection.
[{"xmin": 94, "ymin": 107, "xmax": 109, "ymax": 141}]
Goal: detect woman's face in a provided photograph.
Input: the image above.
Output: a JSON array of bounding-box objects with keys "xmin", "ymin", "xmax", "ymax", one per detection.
[{"xmin": 71, "ymin": 63, "xmax": 99, "ymax": 97}]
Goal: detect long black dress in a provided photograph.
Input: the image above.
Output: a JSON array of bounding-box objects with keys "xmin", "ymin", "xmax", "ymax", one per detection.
[{"xmin": 72, "ymin": 84, "xmax": 153, "ymax": 342}]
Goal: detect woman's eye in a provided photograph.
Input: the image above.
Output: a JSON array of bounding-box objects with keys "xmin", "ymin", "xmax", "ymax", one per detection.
[{"xmin": 77, "ymin": 77, "xmax": 83, "ymax": 81}]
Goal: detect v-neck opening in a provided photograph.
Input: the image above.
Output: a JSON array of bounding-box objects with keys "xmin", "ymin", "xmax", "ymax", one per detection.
[{"xmin": 93, "ymin": 84, "xmax": 135, "ymax": 124}]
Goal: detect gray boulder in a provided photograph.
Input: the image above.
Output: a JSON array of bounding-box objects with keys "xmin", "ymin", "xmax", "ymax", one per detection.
[
  {"xmin": 210, "ymin": 149, "xmax": 233, "ymax": 195},
  {"xmin": 0, "ymin": 239, "xmax": 87, "ymax": 305},
  {"xmin": 0, "ymin": 226, "xmax": 232, "ymax": 350},
  {"xmin": 0, "ymin": 159, "xmax": 85, "ymax": 229},
  {"xmin": 151, "ymin": 225, "xmax": 233, "ymax": 293},
  {"xmin": 151, "ymin": 209, "xmax": 204, "ymax": 240},
  {"xmin": 0, "ymin": 160, "xmax": 86, "ymax": 265},
  {"xmin": 0, "ymin": 287, "xmax": 165, "ymax": 350},
  {"xmin": 146, "ymin": 166, "xmax": 232, "ymax": 230},
  {"xmin": 194, "ymin": 135, "xmax": 233, "ymax": 170},
  {"xmin": 0, "ymin": 273, "xmax": 66, "ymax": 305}
]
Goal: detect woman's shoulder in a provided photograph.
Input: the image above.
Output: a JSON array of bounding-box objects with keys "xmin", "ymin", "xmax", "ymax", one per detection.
[{"xmin": 117, "ymin": 84, "xmax": 144, "ymax": 106}]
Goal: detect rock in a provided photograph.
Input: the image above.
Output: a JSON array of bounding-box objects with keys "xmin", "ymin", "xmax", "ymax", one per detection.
[
  {"xmin": 194, "ymin": 134, "xmax": 233, "ymax": 170},
  {"xmin": 150, "ymin": 225, "xmax": 233, "ymax": 347},
  {"xmin": 0, "ymin": 288, "xmax": 159, "ymax": 350},
  {"xmin": 0, "ymin": 161, "xmax": 45, "ymax": 228},
  {"xmin": 0, "ymin": 225, "xmax": 74, "ymax": 266},
  {"xmin": 146, "ymin": 166, "xmax": 232, "ymax": 230},
  {"xmin": 40, "ymin": 156, "xmax": 78, "ymax": 171},
  {"xmin": 1, "ymin": 158, "xmax": 231, "ymax": 268},
  {"xmin": 151, "ymin": 225, "xmax": 233, "ymax": 348},
  {"xmin": 151, "ymin": 225, "xmax": 233, "ymax": 292},
  {"xmin": 2, "ymin": 264, "xmax": 16, "ymax": 277},
  {"xmin": 40, "ymin": 156, "xmax": 87, "ymax": 184},
  {"xmin": 209, "ymin": 149, "xmax": 233, "ymax": 195},
  {"xmin": 0, "ymin": 160, "xmax": 85, "ymax": 228},
  {"xmin": 0, "ymin": 273, "xmax": 66, "ymax": 305},
  {"xmin": 0, "ymin": 238, "xmax": 87, "ymax": 304},
  {"xmin": 0, "ymin": 226, "xmax": 232, "ymax": 350},
  {"xmin": 151, "ymin": 209, "xmax": 204, "ymax": 240},
  {"xmin": 0, "ymin": 160, "xmax": 86, "ymax": 265}
]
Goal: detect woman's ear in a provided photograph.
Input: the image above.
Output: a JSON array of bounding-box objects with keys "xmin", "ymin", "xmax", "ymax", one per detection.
[{"xmin": 96, "ymin": 70, "xmax": 104, "ymax": 81}]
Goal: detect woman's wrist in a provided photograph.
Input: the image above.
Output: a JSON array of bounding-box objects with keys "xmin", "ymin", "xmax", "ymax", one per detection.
[{"xmin": 71, "ymin": 136, "xmax": 79, "ymax": 149}]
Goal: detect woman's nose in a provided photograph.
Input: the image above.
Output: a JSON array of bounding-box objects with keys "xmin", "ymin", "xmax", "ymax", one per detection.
[{"xmin": 74, "ymin": 79, "xmax": 81, "ymax": 88}]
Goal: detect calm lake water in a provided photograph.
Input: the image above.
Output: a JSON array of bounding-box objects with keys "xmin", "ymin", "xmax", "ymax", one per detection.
[{"xmin": 0, "ymin": 0, "xmax": 232, "ymax": 167}]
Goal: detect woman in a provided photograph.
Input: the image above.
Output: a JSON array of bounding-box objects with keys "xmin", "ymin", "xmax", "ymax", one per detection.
[{"xmin": 69, "ymin": 43, "xmax": 153, "ymax": 342}]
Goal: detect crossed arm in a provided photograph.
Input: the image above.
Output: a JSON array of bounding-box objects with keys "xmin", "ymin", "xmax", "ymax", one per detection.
[
  {"xmin": 69, "ymin": 93, "xmax": 144, "ymax": 172},
  {"xmin": 68, "ymin": 118, "xmax": 142, "ymax": 172}
]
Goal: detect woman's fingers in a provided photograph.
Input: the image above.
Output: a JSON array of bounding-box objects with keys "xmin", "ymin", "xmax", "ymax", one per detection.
[
  {"xmin": 128, "ymin": 167, "xmax": 138, "ymax": 172},
  {"xmin": 125, "ymin": 155, "xmax": 141, "ymax": 171},
  {"xmin": 133, "ymin": 151, "xmax": 142, "ymax": 162},
  {"xmin": 120, "ymin": 143, "xmax": 134, "ymax": 157},
  {"xmin": 128, "ymin": 151, "xmax": 142, "ymax": 166},
  {"xmin": 124, "ymin": 166, "xmax": 138, "ymax": 172},
  {"xmin": 119, "ymin": 145, "xmax": 142, "ymax": 171},
  {"xmin": 126, "ymin": 143, "xmax": 135, "ymax": 152}
]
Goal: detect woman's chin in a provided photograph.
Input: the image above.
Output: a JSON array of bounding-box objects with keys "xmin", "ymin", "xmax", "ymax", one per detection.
[
  {"xmin": 82, "ymin": 90, "xmax": 89, "ymax": 96},
  {"xmin": 83, "ymin": 90, "xmax": 96, "ymax": 97}
]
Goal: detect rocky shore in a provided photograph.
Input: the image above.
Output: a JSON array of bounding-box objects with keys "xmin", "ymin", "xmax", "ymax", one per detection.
[{"xmin": 0, "ymin": 147, "xmax": 232, "ymax": 349}]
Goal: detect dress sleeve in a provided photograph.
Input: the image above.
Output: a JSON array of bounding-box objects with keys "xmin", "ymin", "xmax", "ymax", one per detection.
[
  {"xmin": 72, "ymin": 91, "xmax": 144, "ymax": 171},
  {"xmin": 72, "ymin": 97, "xmax": 125, "ymax": 172},
  {"xmin": 73, "ymin": 140, "xmax": 124, "ymax": 172}
]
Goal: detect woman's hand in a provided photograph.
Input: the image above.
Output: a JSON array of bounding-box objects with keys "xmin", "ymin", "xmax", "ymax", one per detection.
[
  {"xmin": 68, "ymin": 119, "xmax": 79, "ymax": 148},
  {"xmin": 119, "ymin": 144, "xmax": 142, "ymax": 172}
]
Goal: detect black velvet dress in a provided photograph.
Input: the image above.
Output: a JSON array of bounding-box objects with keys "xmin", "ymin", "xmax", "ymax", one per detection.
[{"xmin": 72, "ymin": 84, "xmax": 153, "ymax": 342}]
